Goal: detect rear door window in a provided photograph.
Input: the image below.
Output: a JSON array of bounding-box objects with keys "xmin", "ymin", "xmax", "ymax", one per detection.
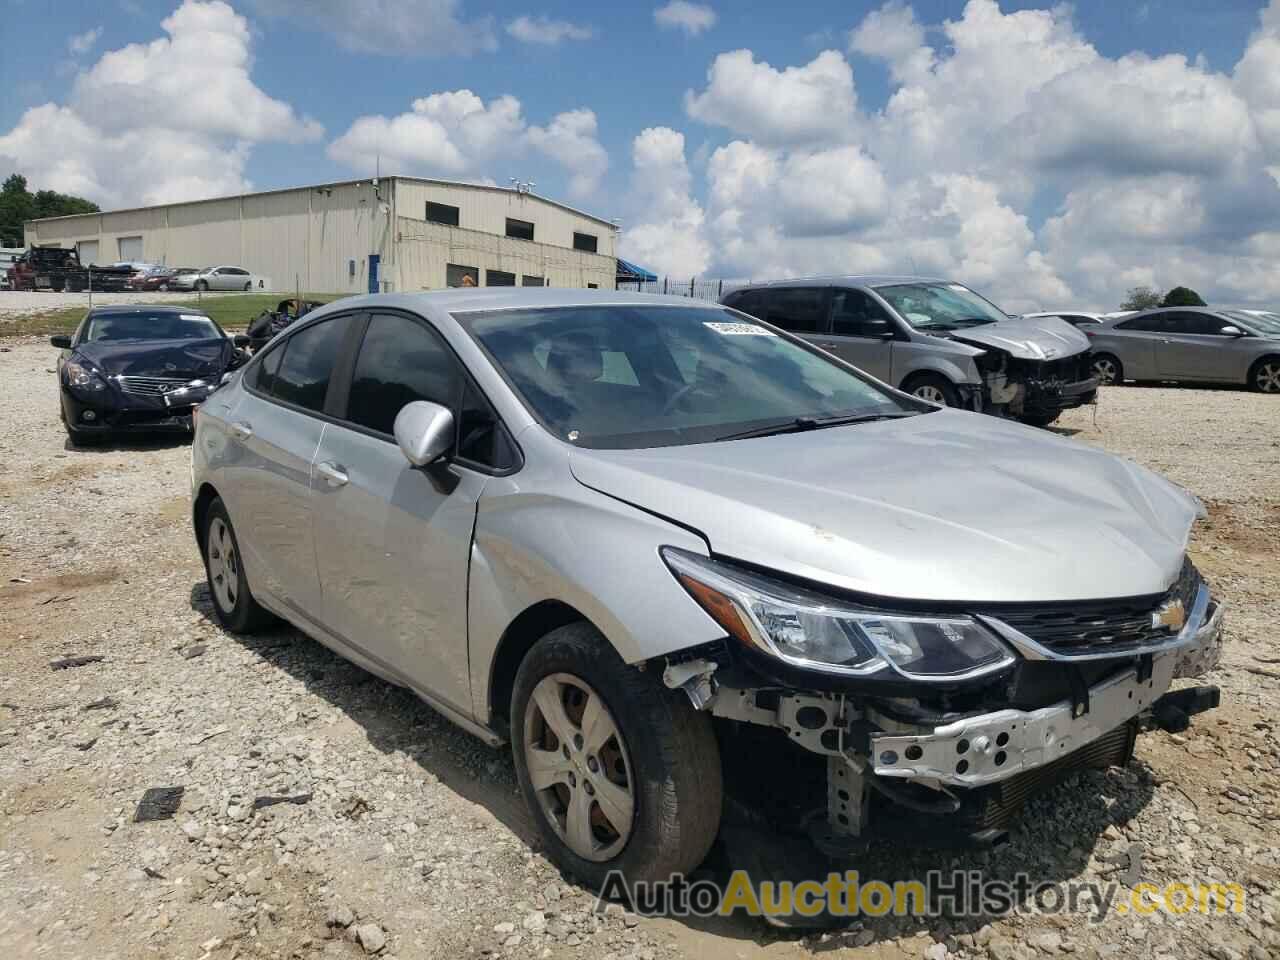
[
  {"xmin": 1117, "ymin": 314, "xmax": 1167, "ymax": 333},
  {"xmin": 764, "ymin": 287, "xmax": 829, "ymax": 333},
  {"xmin": 270, "ymin": 317, "xmax": 348, "ymax": 413}
]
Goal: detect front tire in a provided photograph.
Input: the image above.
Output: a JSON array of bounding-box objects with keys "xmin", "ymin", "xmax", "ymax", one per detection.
[
  {"xmin": 201, "ymin": 497, "xmax": 274, "ymax": 633},
  {"xmin": 196, "ymin": 280, "xmax": 209, "ymax": 292},
  {"xmin": 243, "ymin": 281, "xmax": 252, "ymax": 292},
  {"xmin": 1092, "ymin": 353, "xmax": 1122, "ymax": 385},
  {"xmin": 158, "ymin": 282, "xmax": 169, "ymax": 291},
  {"xmin": 1249, "ymin": 356, "xmax": 1280, "ymax": 394},
  {"xmin": 511, "ymin": 623, "xmax": 722, "ymax": 888},
  {"xmin": 901, "ymin": 372, "xmax": 959, "ymax": 407},
  {"xmin": 1019, "ymin": 410, "xmax": 1061, "ymax": 428}
]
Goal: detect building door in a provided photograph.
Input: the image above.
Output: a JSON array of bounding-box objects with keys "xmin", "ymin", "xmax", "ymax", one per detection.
[
  {"xmin": 77, "ymin": 241, "xmax": 99, "ymax": 266},
  {"xmin": 118, "ymin": 236, "xmax": 143, "ymax": 261},
  {"xmin": 368, "ymin": 254, "xmax": 380, "ymax": 294}
]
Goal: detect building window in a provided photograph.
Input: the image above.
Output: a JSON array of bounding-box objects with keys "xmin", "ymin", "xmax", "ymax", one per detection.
[
  {"xmin": 426, "ymin": 202, "xmax": 460, "ymax": 227},
  {"xmin": 446, "ymin": 263, "xmax": 479, "ymax": 287},
  {"xmin": 573, "ymin": 232, "xmax": 598, "ymax": 253},
  {"xmin": 505, "ymin": 218, "xmax": 535, "ymax": 242},
  {"xmin": 486, "ymin": 269, "xmax": 516, "ymax": 286},
  {"xmin": 587, "ymin": 283, "xmax": 599, "ymax": 289},
  {"xmin": 521, "ymin": 275, "xmax": 545, "ymax": 286}
]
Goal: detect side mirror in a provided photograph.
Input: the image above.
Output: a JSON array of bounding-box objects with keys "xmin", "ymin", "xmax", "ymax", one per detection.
[
  {"xmin": 1219, "ymin": 325, "xmax": 1245, "ymax": 337},
  {"xmin": 394, "ymin": 400, "xmax": 454, "ymax": 467},
  {"xmin": 50, "ymin": 334, "xmax": 72, "ymax": 348},
  {"xmin": 233, "ymin": 334, "xmax": 250, "ymax": 347}
]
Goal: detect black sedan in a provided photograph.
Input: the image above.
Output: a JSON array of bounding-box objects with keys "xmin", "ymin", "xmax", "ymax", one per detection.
[{"xmin": 51, "ymin": 305, "xmax": 249, "ymax": 444}]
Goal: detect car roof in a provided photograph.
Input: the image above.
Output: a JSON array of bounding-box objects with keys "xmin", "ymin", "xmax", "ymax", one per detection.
[
  {"xmin": 728, "ymin": 275, "xmax": 951, "ymax": 291},
  {"xmin": 304, "ymin": 287, "xmax": 728, "ymax": 317},
  {"xmin": 86, "ymin": 304, "xmax": 210, "ymax": 316},
  {"xmin": 1023, "ymin": 311, "xmax": 1104, "ymax": 318}
]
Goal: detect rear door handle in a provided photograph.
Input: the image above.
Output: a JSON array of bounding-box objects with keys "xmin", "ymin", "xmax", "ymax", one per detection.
[
  {"xmin": 816, "ymin": 342, "xmax": 838, "ymax": 349},
  {"xmin": 315, "ymin": 460, "xmax": 349, "ymax": 488},
  {"xmin": 230, "ymin": 420, "xmax": 253, "ymax": 440}
]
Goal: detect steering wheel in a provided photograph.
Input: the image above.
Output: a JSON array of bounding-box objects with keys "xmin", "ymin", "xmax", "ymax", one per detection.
[{"xmin": 661, "ymin": 381, "xmax": 712, "ymax": 415}]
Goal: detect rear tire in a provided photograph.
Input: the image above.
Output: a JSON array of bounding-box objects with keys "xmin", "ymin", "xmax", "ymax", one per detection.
[
  {"xmin": 510, "ymin": 622, "xmax": 722, "ymax": 888},
  {"xmin": 243, "ymin": 281, "xmax": 252, "ymax": 291},
  {"xmin": 1092, "ymin": 353, "xmax": 1122, "ymax": 385},
  {"xmin": 201, "ymin": 497, "xmax": 274, "ymax": 633},
  {"xmin": 1019, "ymin": 410, "xmax": 1061, "ymax": 428},
  {"xmin": 158, "ymin": 282, "xmax": 169, "ymax": 291},
  {"xmin": 1249, "ymin": 356, "xmax": 1280, "ymax": 394},
  {"xmin": 196, "ymin": 280, "xmax": 209, "ymax": 292},
  {"xmin": 901, "ymin": 372, "xmax": 959, "ymax": 407}
]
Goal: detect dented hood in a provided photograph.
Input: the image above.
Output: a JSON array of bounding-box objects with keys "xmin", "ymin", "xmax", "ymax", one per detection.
[
  {"xmin": 950, "ymin": 315, "xmax": 1090, "ymax": 361},
  {"xmin": 568, "ymin": 411, "xmax": 1198, "ymax": 603},
  {"xmin": 75, "ymin": 338, "xmax": 233, "ymax": 379}
]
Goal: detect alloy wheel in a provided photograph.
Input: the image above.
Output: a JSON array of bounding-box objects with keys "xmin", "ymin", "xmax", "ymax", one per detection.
[
  {"xmin": 523, "ymin": 673, "xmax": 635, "ymax": 862},
  {"xmin": 913, "ymin": 384, "xmax": 947, "ymax": 405},
  {"xmin": 1092, "ymin": 357, "xmax": 1118, "ymax": 384},
  {"xmin": 1256, "ymin": 361, "xmax": 1280, "ymax": 393},
  {"xmin": 206, "ymin": 517, "xmax": 239, "ymax": 613}
]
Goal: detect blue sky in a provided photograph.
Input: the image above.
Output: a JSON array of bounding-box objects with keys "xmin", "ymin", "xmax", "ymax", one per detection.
[{"xmin": 4, "ymin": 1, "xmax": 1280, "ymax": 309}]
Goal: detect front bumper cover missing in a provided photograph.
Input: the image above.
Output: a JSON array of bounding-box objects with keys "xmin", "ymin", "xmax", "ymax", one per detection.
[{"xmin": 870, "ymin": 598, "xmax": 1223, "ymax": 788}]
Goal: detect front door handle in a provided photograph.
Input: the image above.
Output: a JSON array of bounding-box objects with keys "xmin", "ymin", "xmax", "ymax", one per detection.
[
  {"xmin": 816, "ymin": 342, "xmax": 838, "ymax": 349},
  {"xmin": 315, "ymin": 460, "xmax": 349, "ymax": 488},
  {"xmin": 229, "ymin": 420, "xmax": 253, "ymax": 440}
]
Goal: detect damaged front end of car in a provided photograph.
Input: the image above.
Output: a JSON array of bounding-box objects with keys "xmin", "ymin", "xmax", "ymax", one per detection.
[{"xmin": 657, "ymin": 548, "xmax": 1222, "ymax": 856}]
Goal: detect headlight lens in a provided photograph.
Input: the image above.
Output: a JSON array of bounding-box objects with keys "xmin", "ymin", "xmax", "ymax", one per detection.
[
  {"xmin": 662, "ymin": 548, "xmax": 1015, "ymax": 682},
  {"xmin": 65, "ymin": 360, "xmax": 105, "ymax": 391}
]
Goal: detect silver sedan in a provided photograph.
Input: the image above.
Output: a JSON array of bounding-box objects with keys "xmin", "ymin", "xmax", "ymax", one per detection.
[
  {"xmin": 1086, "ymin": 307, "xmax": 1280, "ymax": 393},
  {"xmin": 191, "ymin": 289, "xmax": 1223, "ymax": 887}
]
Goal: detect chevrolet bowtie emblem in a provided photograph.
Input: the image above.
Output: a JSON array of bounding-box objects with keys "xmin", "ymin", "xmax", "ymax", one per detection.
[{"xmin": 1152, "ymin": 598, "xmax": 1186, "ymax": 632}]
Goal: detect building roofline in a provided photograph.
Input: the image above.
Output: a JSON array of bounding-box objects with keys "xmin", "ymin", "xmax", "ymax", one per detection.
[{"xmin": 23, "ymin": 175, "xmax": 619, "ymax": 230}]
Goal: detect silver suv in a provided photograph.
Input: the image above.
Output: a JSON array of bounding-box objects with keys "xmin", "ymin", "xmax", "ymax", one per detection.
[
  {"xmin": 723, "ymin": 277, "xmax": 1095, "ymax": 426},
  {"xmin": 192, "ymin": 289, "xmax": 1221, "ymax": 887}
]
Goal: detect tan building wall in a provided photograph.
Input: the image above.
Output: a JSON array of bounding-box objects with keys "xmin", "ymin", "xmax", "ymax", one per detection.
[
  {"xmin": 392, "ymin": 216, "xmax": 615, "ymax": 291},
  {"xmin": 23, "ymin": 176, "xmax": 617, "ymax": 295}
]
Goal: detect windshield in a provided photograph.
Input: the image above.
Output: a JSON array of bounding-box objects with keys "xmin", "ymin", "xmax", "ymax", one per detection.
[
  {"xmin": 458, "ymin": 305, "xmax": 915, "ymax": 449},
  {"xmin": 1223, "ymin": 310, "xmax": 1280, "ymax": 336},
  {"xmin": 874, "ymin": 282, "xmax": 1008, "ymax": 331},
  {"xmin": 83, "ymin": 312, "xmax": 223, "ymax": 342}
]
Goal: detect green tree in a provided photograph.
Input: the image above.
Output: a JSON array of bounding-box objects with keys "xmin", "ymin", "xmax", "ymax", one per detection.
[
  {"xmin": 1119, "ymin": 285, "xmax": 1162, "ymax": 311},
  {"xmin": 1160, "ymin": 286, "xmax": 1207, "ymax": 307},
  {"xmin": 0, "ymin": 173, "xmax": 99, "ymax": 246}
]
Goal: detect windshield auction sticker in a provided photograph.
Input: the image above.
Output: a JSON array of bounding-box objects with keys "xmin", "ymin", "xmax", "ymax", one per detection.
[{"xmin": 703, "ymin": 322, "xmax": 776, "ymax": 336}]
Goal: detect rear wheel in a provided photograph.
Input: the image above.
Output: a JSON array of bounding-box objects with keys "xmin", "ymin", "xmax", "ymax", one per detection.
[
  {"xmin": 196, "ymin": 279, "xmax": 209, "ymax": 292},
  {"xmin": 158, "ymin": 282, "xmax": 169, "ymax": 291},
  {"xmin": 1092, "ymin": 353, "xmax": 1122, "ymax": 385},
  {"xmin": 901, "ymin": 372, "xmax": 959, "ymax": 407},
  {"xmin": 510, "ymin": 622, "xmax": 722, "ymax": 888},
  {"xmin": 243, "ymin": 281, "xmax": 252, "ymax": 292},
  {"xmin": 1249, "ymin": 356, "xmax": 1280, "ymax": 394},
  {"xmin": 201, "ymin": 497, "xmax": 274, "ymax": 632}
]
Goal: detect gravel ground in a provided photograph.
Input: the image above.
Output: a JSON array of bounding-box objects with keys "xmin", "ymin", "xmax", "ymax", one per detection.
[
  {"xmin": 1, "ymin": 337, "xmax": 1277, "ymax": 960},
  {"xmin": 0, "ymin": 290, "xmax": 246, "ymax": 321}
]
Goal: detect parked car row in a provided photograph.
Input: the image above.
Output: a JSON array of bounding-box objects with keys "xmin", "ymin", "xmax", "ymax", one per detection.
[{"xmin": 56, "ymin": 286, "xmax": 1212, "ymax": 892}]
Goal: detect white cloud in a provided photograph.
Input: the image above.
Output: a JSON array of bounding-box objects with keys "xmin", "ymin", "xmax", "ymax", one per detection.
[
  {"xmin": 68, "ymin": 26, "xmax": 103, "ymax": 55},
  {"xmin": 848, "ymin": 1, "xmax": 932, "ymax": 84},
  {"xmin": 684, "ymin": 49, "xmax": 858, "ymax": 146},
  {"xmin": 250, "ymin": 0, "xmax": 497, "ymax": 57},
  {"xmin": 506, "ymin": 15, "xmax": 592, "ymax": 45},
  {"xmin": 654, "ymin": 2, "xmax": 716, "ymax": 37},
  {"xmin": 619, "ymin": 128, "xmax": 711, "ymax": 277},
  {"xmin": 329, "ymin": 92, "xmax": 608, "ymax": 201},
  {"xmin": 0, "ymin": 1, "xmax": 320, "ymax": 208}
]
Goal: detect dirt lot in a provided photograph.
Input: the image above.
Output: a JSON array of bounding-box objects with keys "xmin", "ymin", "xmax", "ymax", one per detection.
[{"xmin": 1, "ymin": 337, "xmax": 1277, "ymax": 960}]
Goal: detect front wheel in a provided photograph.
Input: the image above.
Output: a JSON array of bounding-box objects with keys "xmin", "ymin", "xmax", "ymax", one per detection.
[
  {"xmin": 1019, "ymin": 410, "xmax": 1061, "ymax": 428},
  {"xmin": 201, "ymin": 497, "xmax": 274, "ymax": 633},
  {"xmin": 1250, "ymin": 356, "xmax": 1280, "ymax": 394},
  {"xmin": 158, "ymin": 282, "xmax": 169, "ymax": 291},
  {"xmin": 901, "ymin": 373, "xmax": 959, "ymax": 407},
  {"xmin": 196, "ymin": 280, "xmax": 209, "ymax": 292},
  {"xmin": 243, "ymin": 281, "xmax": 252, "ymax": 291},
  {"xmin": 511, "ymin": 623, "xmax": 722, "ymax": 888}
]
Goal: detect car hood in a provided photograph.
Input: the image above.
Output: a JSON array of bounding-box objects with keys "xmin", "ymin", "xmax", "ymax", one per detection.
[
  {"xmin": 950, "ymin": 315, "xmax": 1091, "ymax": 361},
  {"xmin": 567, "ymin": 411, "xmax": 1198, "ymax": 603},
  {"xmin": 75, "ymin": 338, "xmax": 232, "ymax": 378}
]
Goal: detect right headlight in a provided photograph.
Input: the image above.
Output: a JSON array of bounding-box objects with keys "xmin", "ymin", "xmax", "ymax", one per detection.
[
  {"xmin": 64, "ymin": 360, "xmax": 106, "ymax": 391},
  {"xmin": 662, "ymin": 547, "xmax": 1016, "ymax": 683}
]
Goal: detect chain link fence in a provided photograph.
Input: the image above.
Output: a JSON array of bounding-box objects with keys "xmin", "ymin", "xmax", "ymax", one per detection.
[{"xmin": 618, "ymin": 278, "xmax": 753, "ymax": 302}]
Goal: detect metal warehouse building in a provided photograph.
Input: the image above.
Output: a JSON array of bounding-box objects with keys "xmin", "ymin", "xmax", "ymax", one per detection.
[{"xmin": 22, "ymin": 176, "xmax": 618, "ymax": 294}]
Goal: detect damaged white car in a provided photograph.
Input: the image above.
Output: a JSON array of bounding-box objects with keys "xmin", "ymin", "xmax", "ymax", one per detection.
[{"xmin": 191, "ymin": 289, "xmax": 1221, "ymax": 888}]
